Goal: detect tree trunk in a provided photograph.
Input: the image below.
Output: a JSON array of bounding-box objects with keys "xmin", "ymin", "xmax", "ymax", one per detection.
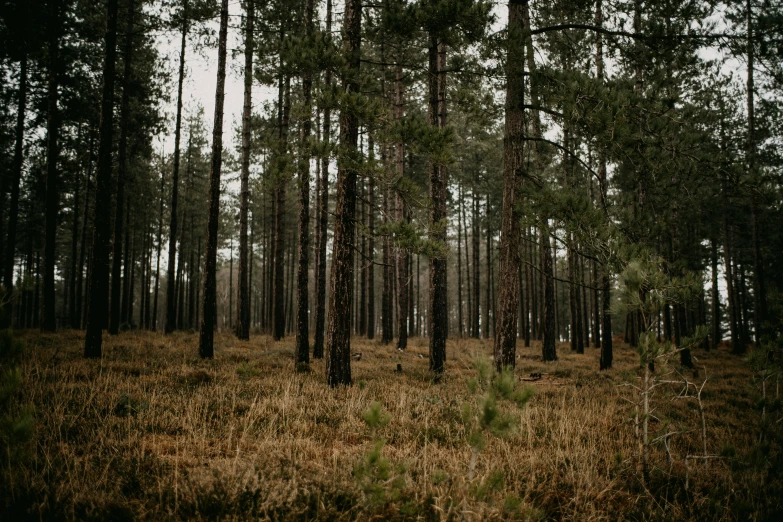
[
  {"xmin": 77, "ymin": 132, "xmax": 95, "ymax": 328},
  {"xmin": 198, "ymin": 0, "xmax": 229, "ymax": 358},
  {"xmin": 493, "ymin": 0, "xmax": 526, "ymax": 371},
  {"xmin": 272, "ymin": 72, "xmax": 290, "ymax": 341},
  {"xmin": 325, "ymin": 0, "xmax": 360, "ymax": 386},
  {"xmin": 594, "ymin": 0, "xmax": 612, "ymax": 369},
  {"xmin": 367, "ymin": 134, "xmax": 376, "ymax": 339},
  {"xmin": 84, "ymin": 0, "xmax": 120, "ymax": 357},
  {"xmin": 166, "ymin": 1, "xmax": 188, "ymax": 334},
  {"xmin": 542, "ymin": 226, "xmax": 557, "ymax": 361},
  {"xmin": 236, "ymin": 0, "xmax": 254, "ymax": 340},
  {"xmin": 42, "ymin": 0, "xmax": 61, "ymax": 332},
  {"xmin": 109, "ymin": 0, "xmax": 135, "ymax": 334},
  {"xmin": 457, "ymin": 184, "xmax": 464, "ymax": 337},
  {"xmin": 472, "ymin": 190, "xmax": 480, "ymax": 338},
  {"xmin": 428, "ymin": 38, "xmax": 448, "ymax": 375},
  {"xmin": 294, "ymin": 0, "xmax": 314, "ymax": 365},
  {"xmin": 2, "ymin": 54, "xmax": 27, "ymax": 327},
  {"xmin": 313, "ymin": 0, "xmax": 332, "ymax": 358},
  {"xmin": 68, "ymin": 129, "xmax": 82, "ymax": 329},
  {"xmin": 745, "ymin": 0, "xmax": 766, "ymax": 344},
  {"xmin": 711, "ymin": 235, "xmax": 720, "ymax": 349}
]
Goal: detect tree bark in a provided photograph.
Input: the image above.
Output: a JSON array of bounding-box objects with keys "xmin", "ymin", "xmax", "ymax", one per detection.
[
  {"xmin": 542, "ymin": 226, "xmax": 557, "ymax": 361},
  {"xmin": 84, "ymin": 0, "xmax": 120, "ymax": 357},
  {"xmin": 294, "ymin": 0, "xmax": 313, "ymax": 365},
  {"xmin": 325, "ymin": 0, "xmax": 361, "ymax": 386},
  {"xmin": 313, "ymin": 0, "xmax": 332, "ymax": 358},
  {"xmin": 236, "ymin": 0, "xmax": 254, "ymax": 341},
  {"xmin": 272, "ymin": 74, "xmax": 290, "ymax": 341},
  {"xmin": 166, "ymin": 1, "xmax": 188, "ymax": 334},
  {"xmin": 3, "ymin": 55, "xmax": 27, "ymax": 327},
  {"xmin": 428, "ymin": 38, "xmax": 448, "ymax": 374},
  {"xmin": 367, "ymin": 134, "xmax": 376, "ymax": 339},
  {"xmin": 198, "ymin": 0, "xmax": 229, "ymax": 358},
  {"xmin": 394, "ymin": 66, "xmax": 408, "ymax": 350},
  {"xmin": 152, "ymin": 169, "xmax": 164, "ymax": 330},
  {"xmin": 493, "ymin": 0, "xmax": 526, "ymax": 371},
  {"xmin": 42, "ymin": 0, "xmax": 61, "ymax": 332}
]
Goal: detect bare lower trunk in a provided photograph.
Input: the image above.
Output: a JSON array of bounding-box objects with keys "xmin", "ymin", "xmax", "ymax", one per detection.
[
  {"xmin": 236, "ymin": 0, "xmax": 254, "ymax": 341},
  {"xmin": 84, "ymin": 0, "xmax": 120, "ymax": 357},
  {"xmin": 493, "ymin": 0, "xmax": 526, "ymax": 372},
  {"xmin": 198, "ymin": 0, "xmax": 229, "ymax": 358},
  {"xmin": 295, "ymin": 0, "xmax": 314, "ymax": 366},
  {"xmin": 325, "ymin": 0, "xmax": 360, "ymax": 387},
  {"xmin": 428, "ymin": 39, "xmax": 448, "ymax": 375}
]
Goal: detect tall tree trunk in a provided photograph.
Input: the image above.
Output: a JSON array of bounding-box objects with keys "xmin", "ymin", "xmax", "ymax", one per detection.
[
  {"xmin": 711, "ymin": 235, "xmax": 720, "ymax": 349},
  {"xmin": 428, "ymin": 38, "xmax": 448, "ymax": 374},
  {"xmin": 77, "ymin": 132, "xmax": 95, "ymax": 328},
  {"xmin": 236, "ymin": 0, "xmax": 254, "ymax": 340},
  {"xmin": 313, "ymin": 0, "xmax": 332, "ymax": 358},
  {"xmin": 472, "ymin": 190, "xmax": 480, "ymax": 338},
  {"xmin": 493, "ymin": 0, "xmax": 526, "ymax": 371},
  {"xmin": 69, "ymin": 154, "xmax": 81, "ymax": 329},
  {"xmin": 109, "ymin": 0, "xmax": 135, "ymax": 334},
  {"xmin": 42, "ymin": 0, "xmax": 61, "ymax": 332},
  {"xmin": 381, "ymin": 148, "xmax": 393, "ymax": 344},
  {"xmin": 84, "ymin": 0, "xmax": 120, "ymax": 357},
  {"xmin": 542, "ymin": 226, "xmax": 557, "ymax": 361},
  {"xmin": 359, "ymin": 181, "xmax": 367, "ymax": 336},
  {"xmin": 394, "ymin": 66, "xmax": 408, "ymax": 350},
  {"xmin": 166, "ymin": 1, "xmax": 188, "ymax": 334},
  {"xmin": 121, "ymin": 206, "xmax": 132, "ymax": 326},
  {"xmin": 594, "ymin": 0, "xmax": 612, "ymax": 368},
  {"xmin": 325, "ymin": 0, "xmax": 360, "ymax": 386},
  {"xmin": 198, "ymin": 0, "xmax": 229, "ymax": 358},
  {"xmin": 273, "ymin": 74, "xmax": 290, "ymax": 341},
  {"xmin": 3, "ymin": 55, "xmax": 27, "ymax": 328},
  {"xmin": 746, "ymin": 0, "xmax": 766, "ymax": 343},
  {"xmin": 152, "ymin": 170, "xmax": 164, "ymax": 330},
  {"xmin": 457, "ymin": 184, "xmax": 464, "ymax": 337},
  {"xmin": 367, "ymin": 134, "xmax": 376, "ymax": 339},
  {"xmin": 294, "ymin": 0, "xmax": 313, "ymax": 365}
]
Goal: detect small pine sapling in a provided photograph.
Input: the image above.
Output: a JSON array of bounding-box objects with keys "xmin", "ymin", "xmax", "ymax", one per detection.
[
  {"xmin": 461, "ymin": 359, "xmax": 535, "ymax": 481},
  {"xmin": 354, "ymin": 401, "xmax": 406, "ymax": 508}
]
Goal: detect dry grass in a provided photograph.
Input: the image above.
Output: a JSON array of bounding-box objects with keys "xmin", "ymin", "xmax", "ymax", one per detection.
[{"xmin": 2, "ymin": 330, "xmax": 782, "ymax": 521}]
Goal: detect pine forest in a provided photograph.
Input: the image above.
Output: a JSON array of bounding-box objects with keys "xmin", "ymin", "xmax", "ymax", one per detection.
[{"xmin": 1, "ymin": 0, "xmax": 783, "ymax": 519}]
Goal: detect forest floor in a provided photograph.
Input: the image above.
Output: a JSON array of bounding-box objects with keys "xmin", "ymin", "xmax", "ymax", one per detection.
[{"xmin": 2, "ymin": 329, "xmax": 782, "ymax": 521}]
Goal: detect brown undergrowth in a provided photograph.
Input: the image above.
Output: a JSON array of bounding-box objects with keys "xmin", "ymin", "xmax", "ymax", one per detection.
[{"xmin": 1, "ymin": 330, "xmax": 781, "ymax": 521}]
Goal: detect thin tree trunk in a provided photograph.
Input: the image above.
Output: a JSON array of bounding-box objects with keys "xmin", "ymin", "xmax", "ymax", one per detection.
[
  {"xmin": 2, "ymin": 54, "xmax": 27, "ymax": 327},
  {"xmin": 84, "ymin": 0, "xmax": 120, "ymax": 357},
  {"xmin": 367, "ymin": 133, "xmax": 376, "ymax": 339},
  {"xmin": 313, "ymin": 0, "xmax": 332, "ymax": 358},
  {"xmin": 394, "ymin": 66, "xmax": 408, "ymax": 350},
  {"xmin": 42, "ymin": 0, "xmax": 61, "ymax": 332},
  {"xmin": 236, "ymin": 0, "xmax": 254, "ymax": 340},
  {"xmin": 109, "ymin": 0, "xmax": 135, "ymax": 334},
  {"xmin": 457, "ymin": 184, "xmax": 464, "ymax": 337},
  {"xmin": 594, "ymin": 0, "xmax": 612, "ymax": 368},
  {"xmin": 325, "ymin": 0, "xmax": 360, "ymax": 386},
  {"xmin": 294, "ymin": 0, "xmax": 313, "ymax": 365},
  {"xmin": 68, "ymin": 135, "xmax": 82, "ymax": 329},
  {"xmin": 542, "ymin": 226, "xmax": 557, "ymax": 361},
  {"xmin": 272, "ymin": 72, "xmax": 290, "ymax": 341},
  {"xmin": 166, "ymin": 1, "xmax": 188, "ymax": 334},
  {"xmin": 711, "ymin": 235, "xmax": 720, "ymax": 349},
  {"xmin": 198, "ymin": 0, "xmax": 229, "ymax": 358}
]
